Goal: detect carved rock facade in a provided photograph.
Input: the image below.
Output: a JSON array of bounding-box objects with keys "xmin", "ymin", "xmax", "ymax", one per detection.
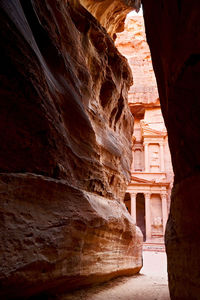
[{"xmin": 116, "ymin": 15, "xmax": 174, "ymax": 246}]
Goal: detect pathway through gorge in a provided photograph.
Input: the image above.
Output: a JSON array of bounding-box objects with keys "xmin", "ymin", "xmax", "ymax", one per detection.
[{"xmin": 61, "ymin": 252, "xmax": 170, "ymax": 300}]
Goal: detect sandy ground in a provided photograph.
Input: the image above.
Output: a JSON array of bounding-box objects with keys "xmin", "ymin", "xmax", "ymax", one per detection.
[{"xmin": 61, "ymin": 251, "xmax": 170, "ymax": 300}]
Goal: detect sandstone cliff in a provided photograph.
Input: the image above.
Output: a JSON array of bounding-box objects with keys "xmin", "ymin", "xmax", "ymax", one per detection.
[
  {"xmin": 116, "ymin": 15, "xmax": 159, "ymax": 105},
  {"xmin": 0, "ymin": 0, "xmax": 142, "ymax": 298},
  {"xmin": 142, "ymin": 1, "xmax": 200, "ymax": 298}
]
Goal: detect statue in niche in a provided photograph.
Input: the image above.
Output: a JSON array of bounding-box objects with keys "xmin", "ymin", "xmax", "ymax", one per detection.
[
  {"xmin": 152, "ymin": 216, "xmax": 163, "ymax": 235},
  {"xmin": 134, "ymin": 149, "xmax": 142, "ymax": 171},
  {"xmin": 152, "ymin": 216, "xmax": 162, "ymax": 227},
  {"xmin": 150, "ymin": 150, "xmax": 159, "ymax": 166}
]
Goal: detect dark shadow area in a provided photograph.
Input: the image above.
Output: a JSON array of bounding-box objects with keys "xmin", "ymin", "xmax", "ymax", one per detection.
[
  {"xmin": 124, "ymin": 192, "xmax": 131, "ymax": 213},
  {"xmin": 136, "ymin": 193, "xmax": 146, "ymax": 241}
]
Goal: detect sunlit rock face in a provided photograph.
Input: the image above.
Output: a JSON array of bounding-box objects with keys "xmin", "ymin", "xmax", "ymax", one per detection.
[
  {"xmin": 116, "ymin": 15, "xmax": 159, "ymax": 104},
  {"xmin": 0, "ymin": 0, "xmax": 143, "ymax": 298},
  {"xmin": 80, "ymin": 0, "xmax": 141, "ymax": 40},
  {"xmin": 142, "ymin": 0, "xmax": 200, "ymax": 298},
  {"xmin": 0, "ymin": 174, "xmax": 142, "ymax": 298}
]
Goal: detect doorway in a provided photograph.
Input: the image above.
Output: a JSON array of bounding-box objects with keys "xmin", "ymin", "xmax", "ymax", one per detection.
[{"xmin": 136, "ymin": 193, "xmax": 146, "ymax": 241}]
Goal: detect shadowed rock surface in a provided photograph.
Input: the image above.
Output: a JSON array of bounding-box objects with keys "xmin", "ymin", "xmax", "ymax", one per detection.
[
  {"xmin": 2, "ymin": 0, "xmax": 200, "ymax": 299},
  {"xmin": 142, "ymin": 0, "xmax": 200, "ymax": 299},
  {"xmin": 0, "ymin": 0, "xmax": 142, "ymax": 298}
]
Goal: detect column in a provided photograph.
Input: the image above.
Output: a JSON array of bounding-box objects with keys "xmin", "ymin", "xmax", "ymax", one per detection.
[
  {"xmin": 161, "ymin": 192, "xmax": 168, "ymax": 234},
  {"xmin": 160, "ymin": 142, "xmax": 165, "ymax": 172},
  {"xmin": 144, "ymin": 143, "xmax": 149, "ymax": 172},
  {"xmin": 145, "ymin": 193, "xmax": 151, "ymax": 241},
  {"xmin": 130, "ymin": 193, "xmax": 136, "ymax": 222}
]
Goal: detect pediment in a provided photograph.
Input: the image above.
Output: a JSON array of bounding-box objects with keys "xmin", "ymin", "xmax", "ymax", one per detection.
[
  {"xmin": 142, "ymin": 125, "xmax": 167, "ymax": 137},
  {"xmin": 131, "ymin": 176, "xmax": 155, "ymax": 184},
  {"xmin": 141, "ymin": 123, "xmax": 167, "ymax": 137},
  {"xmin": 130, "ymin": 175, "xmax": 170, "ymax": 187}
]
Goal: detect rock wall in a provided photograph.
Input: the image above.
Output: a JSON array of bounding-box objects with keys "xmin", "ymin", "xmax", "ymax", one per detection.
[
  {"xmin": 116, "ymin": 15, "xmax": 159, "ymax": 104},
  {"xmin": 80, "ymin": 0, "xmax": 141, "ymax": 40},
  {"xmin": 142, "ymin": 1, "xmax": 200, "ymax": 299},
  {"xmin": 0, "ymin": 0, "xmax": 142, "ymax": 298}
]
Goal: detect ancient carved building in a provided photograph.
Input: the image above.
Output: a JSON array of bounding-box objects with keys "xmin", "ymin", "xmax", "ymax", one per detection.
[{"xmin": 116, "ymin": 15, "xmax": 174, "ymax": 243}]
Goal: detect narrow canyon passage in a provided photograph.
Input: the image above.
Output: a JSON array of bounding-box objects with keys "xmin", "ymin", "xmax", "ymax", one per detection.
[
  {"xmin": 1, "ymin": 0, "xmax": 200, "ymax": 299},
  {"xmin": 61, "ymin": 251, "xmax": 170, "ymax": 300}
]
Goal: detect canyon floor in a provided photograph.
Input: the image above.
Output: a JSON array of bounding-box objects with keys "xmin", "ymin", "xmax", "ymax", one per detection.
[{"xmin": 61, "ymin": 251, "xmax": 170, "ymax": 300}]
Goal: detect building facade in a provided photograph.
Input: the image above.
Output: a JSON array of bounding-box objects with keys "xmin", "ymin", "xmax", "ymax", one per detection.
[
  {"xmin": 116, "ymin": 14, "xmax": 174, "ymax": 243},
  {"xmin": 125, "ymin": 102, "xmax": 173, "ymax": 242}
]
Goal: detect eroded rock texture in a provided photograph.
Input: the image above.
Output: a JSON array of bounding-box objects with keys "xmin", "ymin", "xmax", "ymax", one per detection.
[
  {"xmin": 116, "ymin": 15, "xmax": 159, "ymax": 104},
  {"xmin": 80, "ymin": 0, "xmax": 141, "ymax": 40},
  {"xmin": 0, "ymin": 0, "xmax": 142, "ymax": 298},
  {"xmin": 0, "ymin": 173, "xmax": 142, "ymax": 298},
  {"xmin": 142, "ymin": 1, "xmax": 200, "ymax": 299}
]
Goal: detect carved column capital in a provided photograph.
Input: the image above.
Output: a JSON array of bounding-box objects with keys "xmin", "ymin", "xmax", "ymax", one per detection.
[
  {"xmin": 161, "ymin": 192, "xmax": 167, "ymax": 199},
  {"xmin": 145, "ymin": 192, "xmax": 151, "ymax": 200},
  {"xmin": 130, "ymin": 192, "xmax": 137, "ymax": 199}
]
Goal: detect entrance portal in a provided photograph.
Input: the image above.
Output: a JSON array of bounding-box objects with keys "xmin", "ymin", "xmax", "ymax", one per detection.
[{"xmin": 136, "ymin": 193, "xmax": 146, "ymax": 241}]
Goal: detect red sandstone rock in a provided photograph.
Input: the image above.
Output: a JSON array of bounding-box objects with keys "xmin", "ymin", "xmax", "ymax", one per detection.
[
  {"xmin": 0, "ymin": 173, "xmax": 142, "ymax": 298},
  {"xmin": 1, "ymin": 0, "xmax": 134, "ymax": 202},
  {"xmin": 0, "ymin": 0, "xmax": 142, "ymax": 298},
  {"xmin": 142, "ymin": 1, "xmax": 200, "ymax": 298},
  {"xmin": 116, "ymin": 15, "xmax": 159, "ymax": 105},
  {"xmin": 80, "ymin": 0, "xmax": 141, "ymax": 40}
]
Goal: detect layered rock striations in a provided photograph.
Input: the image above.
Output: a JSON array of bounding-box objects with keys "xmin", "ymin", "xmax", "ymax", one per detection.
[
  {"xmin": 0, "ymin": 0, "xmax": 142, "ymax": 298},
  {"xmin": 0, "ymin": 173, "xmax": 142, "ymax": 298},
  {"xmin": 142, "ymin": 1, "xmax": 200, "ymax": 298}
]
